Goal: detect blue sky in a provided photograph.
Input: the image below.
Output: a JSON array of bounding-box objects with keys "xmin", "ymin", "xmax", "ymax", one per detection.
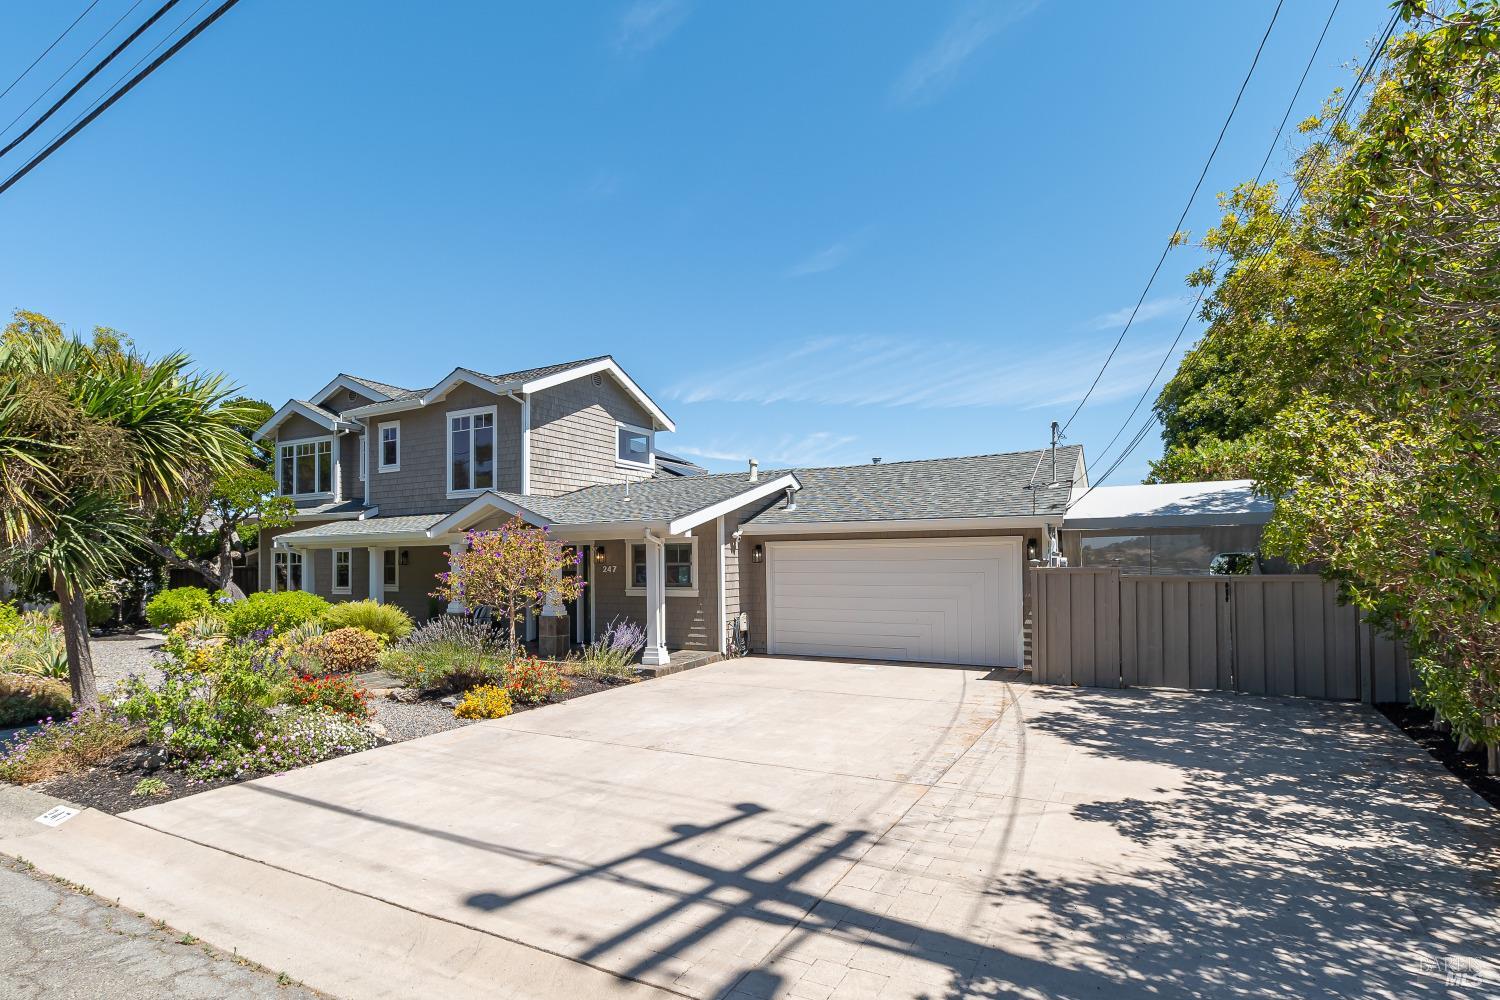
[{"xmin": 0, "ymin": 0, "xmax": 1390, "ymax": 484}]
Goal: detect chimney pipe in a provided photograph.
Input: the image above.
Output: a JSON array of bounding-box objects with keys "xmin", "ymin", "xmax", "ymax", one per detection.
[
  {"xmin": 872, "ymin": 457, "xmax": 882, "ymax": 465},
  {"xmin": 748, "ymin": 458, "xmax": 759, "ymax": 483}
]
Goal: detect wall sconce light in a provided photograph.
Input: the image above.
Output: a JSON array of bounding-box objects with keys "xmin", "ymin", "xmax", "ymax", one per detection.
[
  {"xmin": 1026, "ymin": 539, "xmax": 1038, "ymax": 562},
  {"xmin": 752, "ymin": 544, "xmax": 764, "ymax": 564},
  {"xmin": 594, "ymin": 546, "xmax": 607, "ymax": 564},
  {"xmin": 399, "ymin": 549, "xmax": 410, "ymax": 567}
]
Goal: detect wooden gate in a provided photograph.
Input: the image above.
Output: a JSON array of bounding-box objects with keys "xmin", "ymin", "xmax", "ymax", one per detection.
[{"xmin": 1031, "ymin": 568, "xmax": 1412, "ymax": 703}]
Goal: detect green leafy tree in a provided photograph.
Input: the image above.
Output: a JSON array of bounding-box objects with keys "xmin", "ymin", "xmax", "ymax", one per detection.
[
  {"xmin": 147, "ymin": 459, "xmax": 295, "ymax": 597},
  {"xmin": 431, "ymin": 517, "xmax": 585, "ymax": 656},
  {"xmin": 0, "ymin": 312, "xmax": 254, "ymax": 710},
  {"xmin": 1150, "ymin": 2, "xmax": 1500, "ymax": 750}
]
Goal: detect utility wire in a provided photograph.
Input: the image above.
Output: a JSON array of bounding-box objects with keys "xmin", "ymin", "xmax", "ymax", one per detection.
[
  {"xmin": 0, "ymin": 0, "xmax": 103, "ymax": 105},
  {"xmin": 1086, "ymin": 0, "xmax": 1344, "ymax": 471},
  {"xmin": 1058, "ymin": 0, "xmax": 1286, "ymax": 438},
  {"xmin": 0, "ymin": 0, "xmax": 180, "ymax": 162},
  {"xmin": 0, "ymin": 0, "xmax": 239, "ymax": 198},
  {"xmin": 1070, "ymin": 4, "xmax": 1402, "ymax": 511}
]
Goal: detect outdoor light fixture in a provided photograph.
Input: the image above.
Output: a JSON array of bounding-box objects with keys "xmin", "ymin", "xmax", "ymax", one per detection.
[
  {"xmin": 595, "ymin": 546, "xmax": 607, "ymax": 564},
  {"xmin": 1027, "ymin": 539, "xmax": 1038, "ymax": 561},
  {"xmin": 399, "ymin": 549, "xmax": 410, "ymax": 566},
  {"xmin": 752, "ymin": 544, "xmax": 764, "ymax": 564}
]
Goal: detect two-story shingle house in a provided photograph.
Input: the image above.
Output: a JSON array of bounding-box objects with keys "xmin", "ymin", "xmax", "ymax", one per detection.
[{"xmin": 258, "ymin": 356, "xmax": 1085, "ymax": 669}]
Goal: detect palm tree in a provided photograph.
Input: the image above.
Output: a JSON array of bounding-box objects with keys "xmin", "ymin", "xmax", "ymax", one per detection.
[{"xmin": 0, "ymin": 323, "xmax": 253, "ymax": 711}]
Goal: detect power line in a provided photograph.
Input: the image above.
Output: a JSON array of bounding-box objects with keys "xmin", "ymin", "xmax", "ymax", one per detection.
[
  {"xmin": 0, "ymin": 0, "xmax": 181, "ymax": 162},
  {"xmin": 1058, "ymin": 0, "xmax": 1286, "ymax": 438},
  {"xmin": 1087, "ymin": 0, "xmax": 1344, "ymax": 470},
  {"xmin": 1070, "ymin": 5, "xmax": 1403, "ymax": 510},
  {"xmin": 0, "ymin": 0, "xmax": 103, "ymax": 105},
  {"xmin": 0, "ymin": 0, "xmax": 240, "ymax": 198}
]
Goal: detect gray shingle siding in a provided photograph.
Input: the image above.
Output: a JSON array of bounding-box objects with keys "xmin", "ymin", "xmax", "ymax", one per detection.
[
  {"xmin": 366, "ymin": 382, "xmax": 523, "ymax": 517},
  {"xmin": 276, "ymin": 413, "xmax": 330, "ymax": 442},
  {"xmin": 528, "ymin": 376, "xmax": 657, "ymax": 497}
]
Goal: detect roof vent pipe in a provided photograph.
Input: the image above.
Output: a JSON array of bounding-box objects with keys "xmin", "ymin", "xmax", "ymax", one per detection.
[
  {"xmin": 748, "ymin": 458, "xmax": 758, "ymax": 483},
  {"xmin": 785, "ymin": 487, "xmax": 796, "ymax": 511},
  {"xmin": 872, "ymin": 457, "xmax": 882, "ymax": 465}
]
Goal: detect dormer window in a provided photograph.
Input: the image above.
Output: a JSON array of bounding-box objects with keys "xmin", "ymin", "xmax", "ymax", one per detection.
[
  {"xmin": 278, "ymin": 438, "xmax": 333, "ymax": 497},
  {"xmin": 616, "ymin": 422, "xmax": 653, "ymax": 470}
]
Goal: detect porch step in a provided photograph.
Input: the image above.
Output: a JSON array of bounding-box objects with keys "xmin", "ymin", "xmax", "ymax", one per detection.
[{"xmin": 636, "ymin": 650, "xmax": 723, "ymax": 678}]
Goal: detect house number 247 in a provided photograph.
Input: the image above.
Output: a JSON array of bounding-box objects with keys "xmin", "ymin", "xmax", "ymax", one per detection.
[{"xmin": 599, "ymin": 564, "xmax": 616, "ymax": 573}]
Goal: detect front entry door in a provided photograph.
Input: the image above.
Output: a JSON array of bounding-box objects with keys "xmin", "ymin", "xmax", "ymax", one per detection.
[{"xmin": 563, "ymin": 545, "xmax": 591, "ymax": 646}]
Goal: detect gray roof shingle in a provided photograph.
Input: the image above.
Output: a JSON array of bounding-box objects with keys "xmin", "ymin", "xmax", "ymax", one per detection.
[
  {"xmin": 477, "ymin": 355, "xmax": 613, "ymax": 388},
  {"xmin": 495, "ymin": 470, "xmax": 794, "ymax": 526},
  {"xmin": 741, "ymin": 447, "xmax": 1084, "ymax": 527},
  {"xmin": 342, "ymin": 374, "xmax": 420, "ymax": 400},
  {"xmin": 278, "ymin": 513, "xmax": 447, "ymax": 542}
]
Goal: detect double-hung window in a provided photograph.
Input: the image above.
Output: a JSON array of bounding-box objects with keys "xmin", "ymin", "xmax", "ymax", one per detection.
[
  {"xmin": 627, "ymin": 540, "xmax": 696, "ymax": 596},
  {"xmin": 273, "ymin": 550, "xmax": 303, "ymax": 591},
  {"xmin": 383, "ymin": 549, "xmax": 399, "ymax": 590},
  {"xmin": 333, "ymin": 549, "xmax": 352, "ymax": 593},
  {"xmin": 378, "ymin": 421, "xmax": 400, "ymax": 472},
  {"xmin": 277, "ymin": 438, "xmax": 333, "ymax": 497},
  {"xmin": 447, "ymin": 406, "xmax": 496, "ymax": 495}
]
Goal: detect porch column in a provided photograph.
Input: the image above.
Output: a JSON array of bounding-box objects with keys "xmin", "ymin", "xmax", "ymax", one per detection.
[
  {"xmin": 445, "ymin": 541, "xmax": 466, "ymax": 614},
  {"xmin": 368, "ymin": 547, "xmax": 385, "ymax": 604},
  {"xmin": 539, "ymin": 563, "xmax": 568, "ymax": 658},
  {"xmin": 641, "ymin": 532, "xmax": 670, "ymax": 667},
  {"xmin": 269, "ymin": 547, "xmax": 279, "ymax": 593},
  {"xmin": 298, "ymin": 548, "xmax": 314, "ymax": 593}
]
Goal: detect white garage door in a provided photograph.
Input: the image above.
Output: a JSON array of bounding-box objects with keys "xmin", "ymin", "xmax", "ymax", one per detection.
[{"xmin": 766, "ymin": 538, "xmax": 1022, "ymax": 667}]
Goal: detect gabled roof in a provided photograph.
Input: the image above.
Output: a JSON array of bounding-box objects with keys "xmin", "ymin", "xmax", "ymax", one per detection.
[
  {"xmin": 341, "ymin": 374, "xmax": 420, "ymax": 401},
  {"xmin": 1064, "ymin": 480, "xmax": 1272, "ymax": 529},
  {"xmin": 339, "ymin": 356, "xmax": 675, "ymax": 431},
  {"xmin": 741, "ymin": 447, "xmax": 1085, "ymax": 529},
  {"xmin": 309, "ymin": 373, "xmax": 420, "ymax": 408},
  {"xmin": 252, "ymin": 399, "xmax": 358, "ymax": 442},
  {"xmin": 430, "ymin": 471, "xmax": 802, "ymax": 537}
]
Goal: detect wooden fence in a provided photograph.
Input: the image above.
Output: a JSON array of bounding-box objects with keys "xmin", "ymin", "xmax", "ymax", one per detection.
[
  {"xmin": 1031, "ymin": 568, "xmax": 1412, "ymax": 703},
  {"xmin": 166, "ymin": 564, "xmax": 260, "ymax": 595}
]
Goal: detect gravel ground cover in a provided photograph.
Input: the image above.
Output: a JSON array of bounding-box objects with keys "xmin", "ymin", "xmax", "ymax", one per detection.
[{"xmin": 88, "ymin": 632, "xmax": 167, "ymax": 693}]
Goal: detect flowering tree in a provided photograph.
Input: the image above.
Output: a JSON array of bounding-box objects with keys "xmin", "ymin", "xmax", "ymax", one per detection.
[{"xmin": 432, "ymin": 516, "xmax": 585, "ymax": 655}]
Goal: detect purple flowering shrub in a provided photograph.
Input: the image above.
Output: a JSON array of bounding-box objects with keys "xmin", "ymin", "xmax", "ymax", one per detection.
[
  {"xmin": 380, "ymin": 615, "xmax": 507, "ymax": 693},
  {"xmin": 567, "ymin": 617, "xmax": 645, "ymax": 682},
  {"xmin": 185, "ymin": 707, "xmax": 376, "ymax": 781},
  {"xmin": 0, "ymin": 709, "xmax": 139, "ymax": 784}
]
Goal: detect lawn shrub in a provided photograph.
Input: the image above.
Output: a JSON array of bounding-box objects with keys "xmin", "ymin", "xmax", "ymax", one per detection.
[
  {"xmin": 453, "ymin": 684, "xmax": 513, "ymax": 720},
  {"xmin": 323, "ymin": 600, "xmax": 413, "ymax": 643},
  {"xmin": 0, "ymin": 612, "xmax": 67, "ymax": 679},
  {"xmin": 117, "ymin": 639, "xmax": 292, "ymax": 764},
  {"xmin": 0, "ymin": 602, "xmax": 21, "ymax": 637},
  {"xmin": 171, "ymin": 614, "xmax": 227, "ymax": 644},
  {"xmin": 0, "ymin": 674, "xmax": 71, "ymax": 728},
  {"xmin": 146, "ymin": 586, "xmax": 216, "ymax": 629},
  {"xmin": 221, "ymin": 591, "xmax": 328, "ymax": 637},
  {"xmin": 567, "ymin": 617, "xmax": 645, "ymax": 682},
  {"xmin": 301, "ymin": 627, "xmax": 383, "ymax": 673},
  {"xmin": 0, "ymin": 711, "xmax": 140, "ymax": 784},
  {"xmin": 189, "ymin": 708, "xmax": 376, "ymax": 780},
  {"xmin": 505, "ymin": 657, "xmax": 570, "ymax": 705},
  {"xmin": 383, "ymin": 616, "xmax": 505, "ymax": 693},
  {"xmin": 287, "ymin": 673, "xmax": 372, "ymax": 719}
]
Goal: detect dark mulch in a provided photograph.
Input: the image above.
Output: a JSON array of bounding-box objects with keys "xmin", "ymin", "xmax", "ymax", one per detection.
[
  {"xmin": 1378, "ymin": 703, "xmax": 1500, "ymax": 811},
  {"xmin": 23, "ymin": 673, "xmax": 636, "ymax": 817}
]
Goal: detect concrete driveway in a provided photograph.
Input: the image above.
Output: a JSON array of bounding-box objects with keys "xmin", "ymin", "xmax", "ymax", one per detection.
[{"xmin": 4, "ymin": 656, "xmax": 1498, "ymax": 999}]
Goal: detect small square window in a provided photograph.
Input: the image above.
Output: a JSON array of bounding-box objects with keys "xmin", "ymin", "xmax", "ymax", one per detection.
[{"xmin": 617, "ymin": 424, "xmax": 652, "ymax": 468}]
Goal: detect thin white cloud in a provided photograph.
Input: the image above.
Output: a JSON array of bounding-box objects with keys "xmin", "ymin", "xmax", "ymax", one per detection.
[
  {"xmin": 613, "ymin": 0, "xmax": 690, "ymax": 56},
  {"xmin": 1082, "ymin": 296, "xmax": 1190, "ymax": 332},
  {"xmin": 666, "ymin": 332, "xmax": 1193, "ymax": 414},
  {"xmin": 674, "ymin": 432, "xmax": 860, "ymax": 469},
  {"xmin": 892, "ymin": 1, "xmax": 1039, "ymax": 106},
  {"xmin": 786, "ymin": 231, "xmax": 867, "ymax": 278}
]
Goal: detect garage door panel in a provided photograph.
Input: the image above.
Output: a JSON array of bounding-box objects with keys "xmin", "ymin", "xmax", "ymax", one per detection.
[{"xmin": 767, "ymin": 539, "xmax": 1020, "ymax": 667}]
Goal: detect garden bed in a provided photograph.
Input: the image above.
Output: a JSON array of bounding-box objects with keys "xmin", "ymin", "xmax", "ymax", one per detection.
[
  {"xmin": 1378, "ymin": 703, "xmax": 1500, "ymax": 811},
  {"xmin": 22, "ymin": 676, "xmax": 633, "ymax": 815}
]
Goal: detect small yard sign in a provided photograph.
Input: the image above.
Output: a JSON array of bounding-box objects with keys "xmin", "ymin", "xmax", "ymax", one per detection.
[{"xmin": 34, "ymin": 806, "xmax": 79, "ymax": 827}]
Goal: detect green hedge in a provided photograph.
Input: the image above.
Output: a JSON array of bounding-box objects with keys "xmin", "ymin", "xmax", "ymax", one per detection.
[
  {"xmin": 145, "ymin": 587, "xmax": 216, "ymax": 629},
  {"xmin": 221, "ymin": 591, "xmax": 329, "ymax": 637}
]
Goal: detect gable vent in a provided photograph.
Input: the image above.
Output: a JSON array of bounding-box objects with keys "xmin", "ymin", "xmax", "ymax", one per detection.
[
  {"xmin": 347, "ymin": 389, "xmax": 357, "ymax": 401},
  {"xmin": 592, "ymin": 373, "xmax": 603, "ymax": 387}
]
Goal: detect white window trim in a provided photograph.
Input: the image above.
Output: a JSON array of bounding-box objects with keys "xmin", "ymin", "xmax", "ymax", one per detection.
[
  {"xmin": 626, "ymin": 536, "xmax": 698, "ymax": 598},
  {"xmin": 446, "ymin": 405, "xmax": 499, "ymax": 498},
  {"xmin": 383, "ymin": 548, "xmax": 400, "ymax": 592},
  {"xmin": 276, "ymin": 436, "xmax": 335, "ymax": 499},
  {"xmin": 378, "ymin": 420, "xmax": 401, "ymax": 473},
  {"xmin": 332, "ymin": 549, "xmax": 352, "ymax": 594},
  {"xmin": 615, "ymin": 420, "xmax": 655, "ymax": 471},
  {"xmin": 358, "ymin": 432, "xmax": 367, "ymax": 482},
  {"xmin": 273, "ymin": 550, "xmax": 304, "ymax": 591}
]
